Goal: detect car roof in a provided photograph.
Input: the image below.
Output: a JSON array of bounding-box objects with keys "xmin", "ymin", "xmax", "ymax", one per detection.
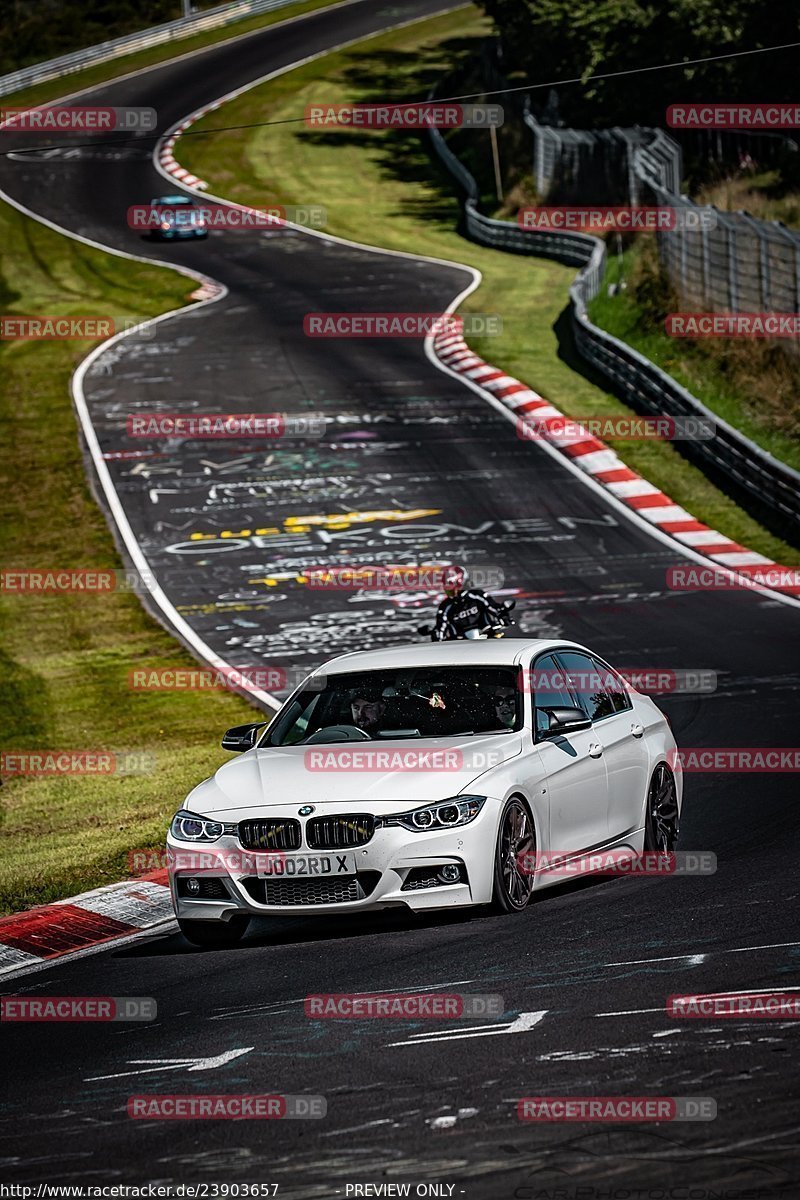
[
  {"xmin": 311, "ymin": 639, "xmax": 592, "ymax": 678},
  {"xmin": 152, "ymin": 195, "xmax": 194, "ymax": 204}
]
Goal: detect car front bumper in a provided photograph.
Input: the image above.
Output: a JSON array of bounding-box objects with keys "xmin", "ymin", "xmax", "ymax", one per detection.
[{"xmin": 167, "ymin": 801, "xmax": 501, "ymax": 920}]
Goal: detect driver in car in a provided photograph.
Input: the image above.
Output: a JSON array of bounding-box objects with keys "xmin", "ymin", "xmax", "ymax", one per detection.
[{"xmin": 350, "ymin": 691, "xmax": 387, "ymax": 736}]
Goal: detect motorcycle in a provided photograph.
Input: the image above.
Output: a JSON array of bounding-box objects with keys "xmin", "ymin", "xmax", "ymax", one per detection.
[{"xmin": 418, "ymin": 599, "xmax": 516, "ymax": 641}]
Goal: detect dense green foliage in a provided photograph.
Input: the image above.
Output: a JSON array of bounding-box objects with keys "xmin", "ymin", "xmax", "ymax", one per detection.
[{"xmin": 476, "ymin": 0, "xmax": 800, "ymax": 127}]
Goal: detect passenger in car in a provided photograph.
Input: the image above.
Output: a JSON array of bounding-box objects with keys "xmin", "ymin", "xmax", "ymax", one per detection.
[{"xmin": 490, "ymin": 685, "xmax": 517, "ymax": 730}]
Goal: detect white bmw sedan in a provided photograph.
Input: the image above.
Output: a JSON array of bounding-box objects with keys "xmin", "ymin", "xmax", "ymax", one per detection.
[{"xmin": 168, "ymin": 640, "xmax": 682, "ymax": 946}]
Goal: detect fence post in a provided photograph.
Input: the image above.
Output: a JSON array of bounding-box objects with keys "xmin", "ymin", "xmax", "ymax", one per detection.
[
  {"xmin": 700, "ymin": 216, "xmax": 711, "ymax": 309},
  {"xmin": 759, "ymin": 227, "xmax": 771, "ymax": 310},
  {"xmin": 726, "ymin": 217, "xmax": 739, "ymax": 311}
]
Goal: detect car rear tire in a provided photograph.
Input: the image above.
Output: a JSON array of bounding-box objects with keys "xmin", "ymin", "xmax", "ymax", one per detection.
[
  {"xmin": 178, "ymin": 916, "xmax": 250, "ymax": 947},
  {"xmin": 644, "ymin": 763, "xmax": 680, "ymax": 851},
  {"xmin": 491, "ymin": 797, "xmax": 535, "ymax": 913}
]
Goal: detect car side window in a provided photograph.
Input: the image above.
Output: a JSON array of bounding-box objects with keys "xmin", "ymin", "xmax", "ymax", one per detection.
[
  {"xmin": 556, "ymin": 651, "xmax": 615, "ymax": 722},
  {"xmin": 593, "ymin": 656, "xmax": 632, "ymax": 713},
  {"xmin": 530, "ymin": 653, "xmax": 576, "ymax": 737}
]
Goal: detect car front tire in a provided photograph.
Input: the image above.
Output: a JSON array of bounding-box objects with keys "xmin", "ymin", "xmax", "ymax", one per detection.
[
  {"xmin": 491, "ymin": 796, "xmax": 535, "ymax": 913},
  {"xmin": 178, "ymin": 916, "xmax": 250, "ymax": 947},
  {"xmin": 644, "ymin": 763, "xmax": 680, "ymax": 851}
]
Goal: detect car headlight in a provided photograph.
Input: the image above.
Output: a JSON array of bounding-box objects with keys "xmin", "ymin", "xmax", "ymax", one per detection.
[
  {"xmin": 385, "ymin": 796, "xmax": 486, "ymax": 832},
  {"xmin": 170, "ymin": 809, "xmax": 224, "ymax": 842}
]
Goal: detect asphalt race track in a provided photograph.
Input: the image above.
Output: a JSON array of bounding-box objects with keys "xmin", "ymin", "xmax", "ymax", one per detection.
[{"xmin": 1, "ymin": 0, "xmax": 799, "ymax": 1194}]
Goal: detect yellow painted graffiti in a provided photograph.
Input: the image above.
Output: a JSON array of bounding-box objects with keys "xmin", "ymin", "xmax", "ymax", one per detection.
[
  {"xmin": 185, "ymin": 509, "xmax": 441, "ymax": 540},
  {"xmin": 284, "ymin": 508, "xmax": 440, "ymax": 533}
]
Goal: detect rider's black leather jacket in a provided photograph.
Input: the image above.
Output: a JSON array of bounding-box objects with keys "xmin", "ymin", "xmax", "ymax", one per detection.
[{"xmin": 432, "ymin": 589, "xmax": 506, "ymax": 641}]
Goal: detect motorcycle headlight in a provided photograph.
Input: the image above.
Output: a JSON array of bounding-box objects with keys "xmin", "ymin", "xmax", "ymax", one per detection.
[
  {"xmin": 170, "ymin": 809, "xmax": 224, "ymax": 842},
  {"xmin": 385, "ymin": 796, "xmax": 486, "ymax": 832}
]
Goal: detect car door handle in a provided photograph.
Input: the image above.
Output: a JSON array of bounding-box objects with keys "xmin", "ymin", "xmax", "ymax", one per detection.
[
  {"xmin": 588, "ymin": 742, "xmax": 604, "ymax": 758},
  {"xmin": 630, "ymin": 723, "xmax": 644, "ymax": 738}
]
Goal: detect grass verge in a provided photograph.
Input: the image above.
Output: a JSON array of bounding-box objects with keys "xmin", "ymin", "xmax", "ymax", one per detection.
[
  {"xmin": 589, "ymin": 238, "xmax": 800, "ymax": 474},
  {"xmin": 180, "ymin": 4, "xmax": 800, "ymax": 562},
  {"xmin": 0, "ymin": 210, "xmax": 257, "ymax": 914}
]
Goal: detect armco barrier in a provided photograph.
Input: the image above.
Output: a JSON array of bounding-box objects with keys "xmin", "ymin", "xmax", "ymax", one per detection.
[
  {"xmin": 0, "ymin": 0, "xmax": 304, "ymax": 98},
  {"xmin": 428, "ymin": 91, "xmax": 800, "ymax": 535}
]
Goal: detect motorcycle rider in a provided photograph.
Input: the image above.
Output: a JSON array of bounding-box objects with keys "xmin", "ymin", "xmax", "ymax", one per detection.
[{"xmin": 432, "ymin": 566, "xmax": 509, "ymax": 641}]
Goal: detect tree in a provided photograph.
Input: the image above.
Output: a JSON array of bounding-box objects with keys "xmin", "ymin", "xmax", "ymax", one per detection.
[{"xmin": 476, "ymin": 0, "xmax": 800, "ymax": 128}]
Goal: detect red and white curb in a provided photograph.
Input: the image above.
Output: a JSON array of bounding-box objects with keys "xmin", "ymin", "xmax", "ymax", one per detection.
[
  {"xmin": 157, "ymin": 98, "xmax": 295, "ymax": 241},
  {"xmin": 0, "ymin": 871, "xmax": 172, "ymax": 976},
  {"xmin": 158, "ymin": 107, "xmax": 213, "ymax": 189},
  {"xmin": 433, "ymin": 330, "xmax": 800, "ymax": 597},
  {"xmin": 189, "ymin": 281, "xmax": 225, "ymax": 300}
]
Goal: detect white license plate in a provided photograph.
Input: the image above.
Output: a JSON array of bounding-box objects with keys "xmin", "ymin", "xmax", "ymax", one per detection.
[{"xmin": 257, "ymin": 852, "xmax": 357, "ymax": 878}]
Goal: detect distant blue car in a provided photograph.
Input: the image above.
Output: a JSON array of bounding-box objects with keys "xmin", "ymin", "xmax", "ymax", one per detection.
[{"xmin": 149, "ymin": 195, "xmax": 208, "ymax": 239}]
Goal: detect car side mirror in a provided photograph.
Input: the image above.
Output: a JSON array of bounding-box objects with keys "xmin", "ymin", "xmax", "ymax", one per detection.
[
  {"xmin": 540, "ymin": 706, "xmax": 592, "ymax": 736},
  {"xmin": 221, "ymin": 721, "xmax": 267, "ymax": 752}
]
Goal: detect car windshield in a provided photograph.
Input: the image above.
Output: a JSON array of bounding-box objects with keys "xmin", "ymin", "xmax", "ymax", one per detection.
[{"xmin": 266, "ymin": 667, "xmax": 521, "ymax": 746}]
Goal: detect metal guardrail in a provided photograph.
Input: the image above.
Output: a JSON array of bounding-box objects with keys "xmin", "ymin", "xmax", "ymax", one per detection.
[
  {"xmin": 428, "ymin": 107, "xmax": 800, "ymax": 534},
  {"xmin": 0, "ymin": 0, "xmax": 301, "ymax": 99}
]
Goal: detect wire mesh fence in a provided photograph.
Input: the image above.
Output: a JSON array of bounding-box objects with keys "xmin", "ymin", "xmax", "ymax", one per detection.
[
  {"xmin": 524, "ymin": 112, "xmax": 800, "ymax": 340},
  {"xmin": 427, "ymin": 82, "xmax": 800, "ymax": 535}
]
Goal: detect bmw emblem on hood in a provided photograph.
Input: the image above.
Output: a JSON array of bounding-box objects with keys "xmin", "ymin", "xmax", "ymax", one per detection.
[{"xmin": 298, "ymin": 805, "xmax": 315, "ymax": 816}]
